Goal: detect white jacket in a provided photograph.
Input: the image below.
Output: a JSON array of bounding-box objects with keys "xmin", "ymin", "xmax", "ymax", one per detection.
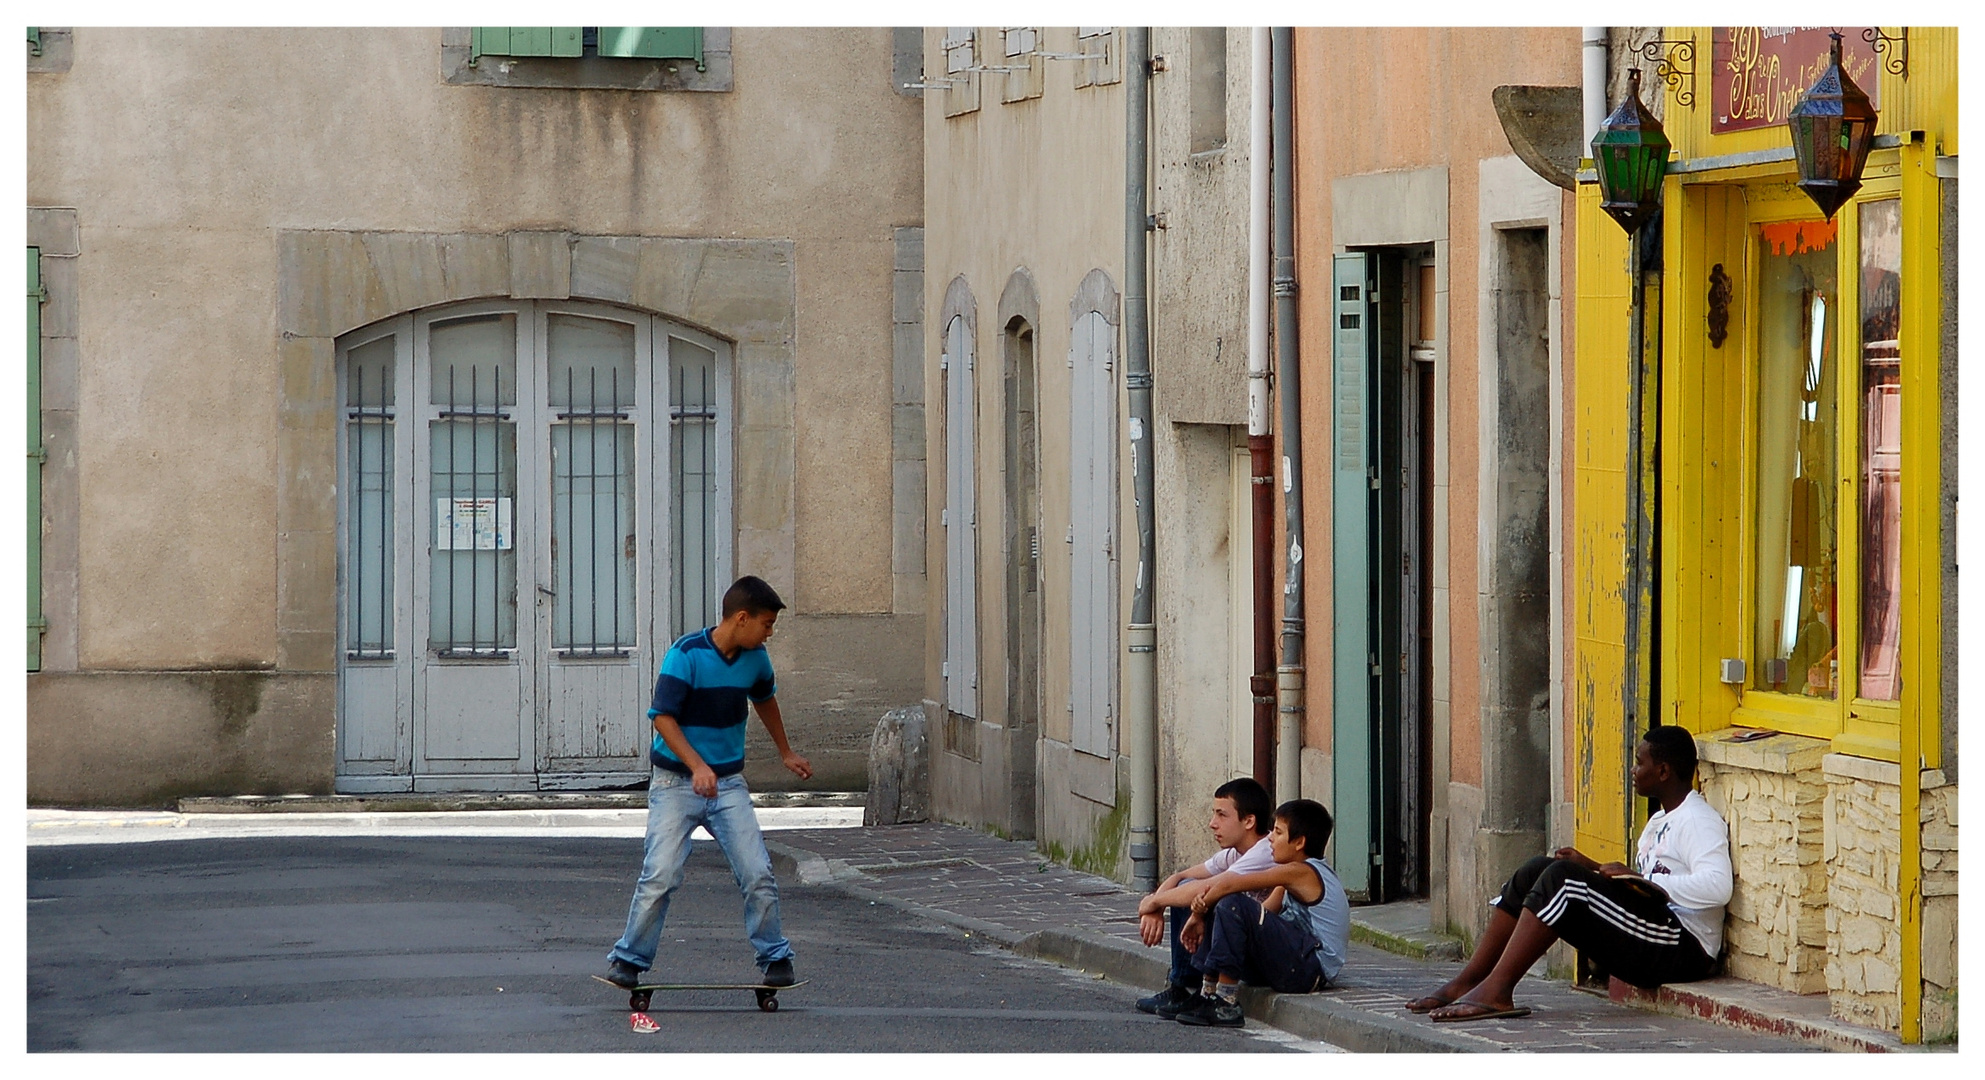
[{"xmin": 1636, "ymin": 790, "xmax": 1734, "ymax": 957}]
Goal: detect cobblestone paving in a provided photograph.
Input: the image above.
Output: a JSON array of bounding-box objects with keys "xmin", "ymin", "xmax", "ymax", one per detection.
[{"xmin": 778, "ymin": 824, "xmax": 1824, "ymax": 1052}]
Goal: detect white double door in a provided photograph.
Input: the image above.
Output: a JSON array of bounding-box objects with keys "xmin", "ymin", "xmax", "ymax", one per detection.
[{"xmin": 335, "ymin": 300, "xmax": 729, "ymax": 792}]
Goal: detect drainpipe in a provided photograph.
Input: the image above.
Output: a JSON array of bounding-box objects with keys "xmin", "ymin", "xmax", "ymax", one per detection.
[
  {"xmin": 1270, "ymin": 27, "xmax": 1306, "ymax": 805},
  {"xmin": 1583, "ymin": 28, "xmax": 1609, "ymax": 146},
  {"xmin": 1248, "ymin": 28, "xmax": 1277, "ymax": 796},
  {"xmin": 1124, "ymin": 25, "xmax": 1159, "ymax": 892}
]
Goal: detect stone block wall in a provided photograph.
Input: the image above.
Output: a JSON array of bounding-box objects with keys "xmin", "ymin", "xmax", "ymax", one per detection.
[
  {"xmin": 1701, "ymin": 734, "xmax": 1958, "ymax": 1040},
  {"xmin": 1696, "ymin": 730, "xmax": 1831, "ymax": 993},
  {"xmin": 1918, "ymin": 775, "xmax": 1958, "ymax": 1042},
  {"xmin": 1823, "ymin": 753, "xmax": 1905, "ymax": 1030}
]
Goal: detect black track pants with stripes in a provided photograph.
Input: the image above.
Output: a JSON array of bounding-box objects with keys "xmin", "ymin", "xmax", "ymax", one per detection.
[{"xmin": 1492, "ymin": 856, "xmax": 1716, "ymax": 989}]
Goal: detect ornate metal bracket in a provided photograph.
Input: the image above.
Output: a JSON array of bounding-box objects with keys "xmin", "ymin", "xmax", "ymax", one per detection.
[
  {"xmin": 1635, "ymin": 36, "xmax": 1697, "ymax": 108},
  {"xmin": 1862, "ymin": 27, "xmax": 1909, "ymax": 78}
]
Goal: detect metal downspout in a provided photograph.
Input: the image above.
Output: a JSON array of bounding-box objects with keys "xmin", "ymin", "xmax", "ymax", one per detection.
[
  {"xmin": 1124, "ymin": 25, "xmax": 1159, "ymax": 891},
  {"xmin": 1248, "ymin": 28, "xmax": 1277, "ymax": 795},
  {"xmin": 1583, "ymin": 28, "xmax": 1609, "ymax": 145},
  {"xmin": 1271, "ymin": 27, "xmax": 1306, "ymax": 805}
]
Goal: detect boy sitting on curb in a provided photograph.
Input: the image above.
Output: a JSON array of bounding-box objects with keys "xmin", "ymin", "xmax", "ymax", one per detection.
[
  {"xmin": 1173, "ymin": 799, "xmax": 1352, "ymax": 1028},
  {"xmin": 1409, "ymin": 726, "xmax": 1731, "ymax": 1022},
  {"xmin": 1133, "ymin": 778, "xmax": 1277, "ymax": 1018}
]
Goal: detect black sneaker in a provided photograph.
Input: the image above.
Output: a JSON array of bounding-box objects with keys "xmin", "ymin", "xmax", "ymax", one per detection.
[
  {"xmin": 1136, "ymin": 984, "xmax": 1198, "ymax": 1018},
  {"xmin": 1175, "ymin": 993, "xmax": 1245, "ymax": 1027},
  {"xmin": 605, "ymin": 959, "xmax": 646, "ymax": 989},
  {"xmin": 763, "ymin": 958, "xmax": 796, "ymax": 987}
]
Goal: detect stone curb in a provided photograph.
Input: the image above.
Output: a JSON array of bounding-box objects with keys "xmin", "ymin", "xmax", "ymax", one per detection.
[
  {"xmin": 1349, "ymin": 920, "xmax": 1465, "ymax": 962},
  {"xmin": 1611, "ymin": 979, "xmax": 1907, "ymax": 1053},
  {"xmin": 1012, "ymin": 927, "xmax": 1501, "ymax": 1053},
  {"xmin": 767, "ymin": 836, "xmax": 1498, "ymax": 1052}
]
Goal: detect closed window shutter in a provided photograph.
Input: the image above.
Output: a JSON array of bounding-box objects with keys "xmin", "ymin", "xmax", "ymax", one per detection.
[
  {"xmin": 471, "ymin": 28, "xmax": 583, "ymax": 60},
  {"xmin": 28, "ymin": 248, "xmax": 44, "ymax": 671},
  {"xmin": 597, "ymin": 27, "xmax": 703, "ymax": 65}
]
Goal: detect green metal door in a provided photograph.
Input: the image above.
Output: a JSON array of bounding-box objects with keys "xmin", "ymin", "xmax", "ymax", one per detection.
[{"xmin": 1331, "ymin": 253, "xmax": 1375, "ymax": 898}]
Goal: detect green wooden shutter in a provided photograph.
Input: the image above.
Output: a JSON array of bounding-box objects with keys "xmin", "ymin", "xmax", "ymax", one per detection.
[
  {"xmin": 28, "ymin": 248, "xmax": 45, "ymax": 671},
  {"xmin": 471, "ymin": 27, "xmax": 583, "ymax": 61},
  {"xmin": 1330, "ymin": 252, "xmax": 1374, "ymax": 897},
  {"xmin": 28, "ymin": 27, "xmax": 41, "ymax": 56},
  {"xmin": 597, "ymin": 27, "xmax": 704, "ymax": 67}
]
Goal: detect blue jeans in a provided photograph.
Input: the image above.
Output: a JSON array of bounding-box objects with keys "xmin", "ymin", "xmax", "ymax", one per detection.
[
  {"xmin": 1189, "ymin": 893, "xmax": 1326, "ymax": 993},
  {"xmin": 1167, "ymin": 905, "xmax": 1196, "ymax": 987},
  {"xmin": 609, "ymin": 767, "xmax": 794, "ymax": 972}
]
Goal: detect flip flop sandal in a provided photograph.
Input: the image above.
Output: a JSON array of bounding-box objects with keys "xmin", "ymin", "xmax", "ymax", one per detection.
[
  {"xmin": 1430, "ymin": 1003, "xmax": 1532, "ymax": 1023},
  {"xmin": 1404, "ymin": 995, "xmax": 1453, "ymax": 1014}
]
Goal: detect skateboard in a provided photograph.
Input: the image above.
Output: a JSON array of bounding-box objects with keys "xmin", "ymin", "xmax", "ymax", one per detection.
[{"xmin": 591, "ymin": 973, "xmax": 808, "ymax": 1013}]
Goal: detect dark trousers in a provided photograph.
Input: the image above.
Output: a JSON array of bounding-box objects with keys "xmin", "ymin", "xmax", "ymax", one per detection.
[
  {"xmin": 1495, "ymin": 855, "xmax": 1716, "ymax": 989},
  {"xmin": 1186, "ymin": 893, "xmax": 1326, "ymax": 993},
  {"xmin": 1166, "ymin": 905, "xmax": 1196, "ymax": 987}
]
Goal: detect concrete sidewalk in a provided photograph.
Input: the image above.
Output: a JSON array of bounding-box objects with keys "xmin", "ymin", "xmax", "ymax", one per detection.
[
  {"xmin": 24, "ymin": 802, "xmax": 864, "ymax": 846},
  {"xmin": 764, "ymin": 822, "xmax": 1886, "ymax": 1053}
]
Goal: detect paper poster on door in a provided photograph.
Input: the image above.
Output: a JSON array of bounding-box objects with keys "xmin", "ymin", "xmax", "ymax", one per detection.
[{"xmin": 435, "ymin": 497, "xmax": 513, "ymax": 550}]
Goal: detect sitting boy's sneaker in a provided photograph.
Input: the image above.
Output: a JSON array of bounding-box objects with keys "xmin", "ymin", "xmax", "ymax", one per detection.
[
  {"xmin": 1175, "ymin": 993, "xmax": 1245, "ymax": 1028},
  {"xmin": 605, "ymin": 959, "xmax": 646, "ymax": 989},
  {"xmin": 762, "ymin": 958, "xmax": 797, "ymax": 987},
  {"xmin": 1135, "ymin": 984, "xmax": 1198, "ymax": 1018}
]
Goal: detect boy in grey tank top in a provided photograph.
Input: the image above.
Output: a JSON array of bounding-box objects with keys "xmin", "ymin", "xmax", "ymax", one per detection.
[{"xmin": 1173, "ymin": 799, "xmax": 1353, "ymax": 1028}]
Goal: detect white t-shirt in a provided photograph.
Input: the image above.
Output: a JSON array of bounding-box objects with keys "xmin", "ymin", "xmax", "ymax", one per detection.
[
  {"xmin": 1201, "ymin": 837, "xmax": 1277, "ymax": 878},
  {"xmin": 1635, "ymin": 790, "xmax": 1734, "ymax": 958}
]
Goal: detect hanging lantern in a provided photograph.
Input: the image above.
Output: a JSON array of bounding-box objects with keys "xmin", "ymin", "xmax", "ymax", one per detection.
[
  {"xmin": 1590, "ymin": 68, "xmax": 1671, "ymax": 234},
  {"xmin": 1787, "ymin": 32, "xmax": 1880, "ymax": 221}
]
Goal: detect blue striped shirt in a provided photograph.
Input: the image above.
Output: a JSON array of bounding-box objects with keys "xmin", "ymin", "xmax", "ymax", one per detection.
[{"xmin": 647, "ymin": 628, "xmax": 777, "ymax": 777}]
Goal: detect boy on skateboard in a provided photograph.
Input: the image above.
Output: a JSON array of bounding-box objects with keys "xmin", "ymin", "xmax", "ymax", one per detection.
[{"xmin": 605, "ymin": 575, "xmax": 812, "ymax": 991}]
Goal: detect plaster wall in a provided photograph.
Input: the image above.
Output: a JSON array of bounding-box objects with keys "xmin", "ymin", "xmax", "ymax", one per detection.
[
  {"xmin": 1291, "ymin": 27, "xmax": 1580, "ymax": 929},
  {"xmin": 1148, "ymin": 26, "xmax": 1258, "ymax": 875},
  {"xmin": 26, "ymin": 27, "xmax": 923, "ymax": 802},
  {"xmin": 922, "ymin": 27, "xmax": 1130, "ymax": 862}
]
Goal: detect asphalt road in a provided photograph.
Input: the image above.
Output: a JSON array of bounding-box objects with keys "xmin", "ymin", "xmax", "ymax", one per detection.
[{"xmin": 28, "ymin": 834, "xmax": 1334, "ymax": 1053}]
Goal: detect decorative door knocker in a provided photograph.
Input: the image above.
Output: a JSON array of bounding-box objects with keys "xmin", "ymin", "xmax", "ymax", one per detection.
[{"xmin": 1707, "ymin": 263, "xmax": 1732, "ymax": 348}]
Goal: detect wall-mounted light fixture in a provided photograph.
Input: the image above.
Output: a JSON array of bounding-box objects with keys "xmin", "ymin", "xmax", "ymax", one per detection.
[
  {"xmin": 1590, "ymin": 68, "xmax": 1671, "ymax": 234},
  {"xmin": 1787, "ymin": 32, "xmax": 1880, "ymax": 222}
]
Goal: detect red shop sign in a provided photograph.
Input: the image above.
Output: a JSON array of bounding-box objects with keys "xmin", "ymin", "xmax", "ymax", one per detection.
[{"xmin": 1712, "ymin": 27, "xmax": 1881, "ymax": 133}]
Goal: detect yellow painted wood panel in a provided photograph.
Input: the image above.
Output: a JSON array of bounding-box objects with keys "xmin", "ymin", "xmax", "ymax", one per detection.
[
  {"xmin": 1662, "ymin": 181, "xmax": 1751, "ymax": 736},
  {"xmin": 1572, "ymin": 184, "xmax": 1635, "ymax": 861},
  {"xmin": 1899, "ymin": 139, "xmax": 1942, "ymax": 770}
]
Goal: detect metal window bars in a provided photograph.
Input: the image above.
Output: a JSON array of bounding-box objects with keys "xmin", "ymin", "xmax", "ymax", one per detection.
[
  {"xmin": 431, "ymin": 362, "xmax": 518, "ymax": 658},
  {"xmin": 553, "ymin": 363, "xmax": 635, "ymax": 656},
  {"xmin": 671, "ymin": 340, "xmax": 720, "ymax": 638},
  {"xmin": 346, "ymin": 357, "xmax": 395, "ymax": 659}
]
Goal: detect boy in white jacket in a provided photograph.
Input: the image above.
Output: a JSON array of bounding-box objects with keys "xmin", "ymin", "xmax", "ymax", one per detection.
[{"xmin": 1410, "ymin": 725, "xmax": 1732, "ymax": 1022}]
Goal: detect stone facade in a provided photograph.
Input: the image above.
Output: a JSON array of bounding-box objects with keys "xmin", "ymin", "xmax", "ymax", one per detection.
[
  {"xmin": 1699, "ymin": 734, "xmax": 1959, "ymax": 1039},
  {"xmin": 27, "ymin": 28, "xmax": 924, "ymax": 803},
  {"xmin": 1696, "ymin": 730, "xmax": 1831, "ymax": 993},
  {"xmin": 1918, "ymin": 775, "xmax": 1958, "ymax": 1042},
  {"xmin": 1823, "ymin": 753, "xmax": 1907, "ymax": 1029}
]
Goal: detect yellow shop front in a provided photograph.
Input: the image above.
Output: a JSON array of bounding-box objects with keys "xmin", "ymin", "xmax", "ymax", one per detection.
[{"xmin": 1572, "ymin": 27, "xmax": 1956, "ymax": 1042}]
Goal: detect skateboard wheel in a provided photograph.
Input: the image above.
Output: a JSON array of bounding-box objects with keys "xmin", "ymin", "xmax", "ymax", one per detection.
[
  {"xmin": 630, "ymin": 991, "xmax": 652, "ymax": 1012},
  {"xmin": 758, "ymin": 993, "xmax": 778, "ymax": 1013}
]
